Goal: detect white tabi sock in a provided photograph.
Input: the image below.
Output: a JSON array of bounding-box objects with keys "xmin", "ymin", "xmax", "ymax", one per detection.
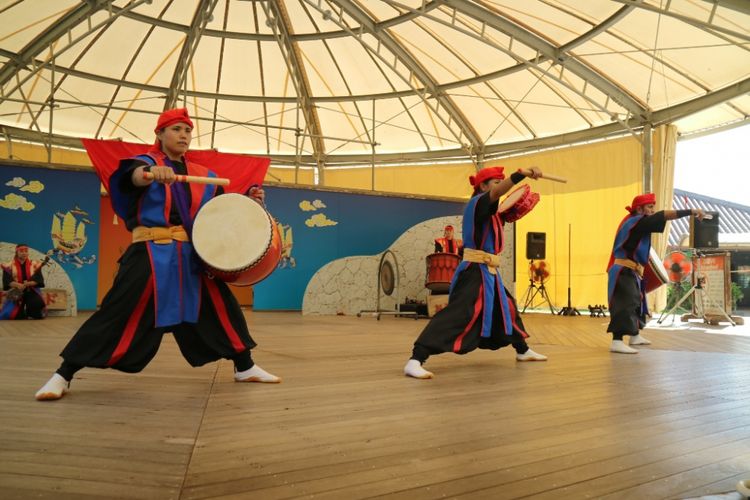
[
  {"xmin": 35, "ymin": 373, "xmax": 69, "ymax": 401},
  {"xmin": 610, "ymin": 340, "xmax": 639, "ymax": 354},
  {"xmin": 234, "ymin": 364, "xmax": 281, "ymax": 383},
  {"xmin": 404, "ymin": 359, "xmax": 434, "ymax": 379},
  {"xmin": 516, "ymin": 348, "xmax": 548, "ymax": 362}
]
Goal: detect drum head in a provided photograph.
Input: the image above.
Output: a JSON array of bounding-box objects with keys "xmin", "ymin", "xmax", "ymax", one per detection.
[
  {"xmin": 648, "ymin": 247, "xmax": 669, "ymax": 283},
  {"xmin": 192, "ymin": 193, "xmax": 273, "ymax": 272},
  {"xmin": 498, "ymin": 184, "xmax": 529, "ymax": 213}
]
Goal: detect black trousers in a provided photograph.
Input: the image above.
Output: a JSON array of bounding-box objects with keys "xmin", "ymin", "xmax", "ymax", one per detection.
[
  {"xmin": 607, "ymin": 269, "xmax": 645, "ymax": 340},
  {"xmin": 57, "ymin": 243, "xmax": 256, "ymax": 380},
  {"xmin": 411, "ymin": 265, "xmax": 530, "ymax": 363},
  {"xmin": 18, "ymin": 289, "xmax": 47, "ymax": 319}
]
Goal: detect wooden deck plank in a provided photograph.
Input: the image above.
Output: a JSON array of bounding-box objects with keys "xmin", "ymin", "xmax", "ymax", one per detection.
[{"xmin": 1, "ymin": 311, "xmax": 749, "ymax": 499}]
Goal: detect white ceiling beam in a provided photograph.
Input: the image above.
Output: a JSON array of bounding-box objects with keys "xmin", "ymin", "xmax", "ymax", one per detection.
[
  {"xmin": 164, "ymin": 0, "xmax": 220, "ymax": 110},
  {"xmin": 312, "ymin": 0, "xmax": 484, "ymax": 155},
  {"xmin": 447, "ymin": 0, "xmax": 649, "ymax": 120}
]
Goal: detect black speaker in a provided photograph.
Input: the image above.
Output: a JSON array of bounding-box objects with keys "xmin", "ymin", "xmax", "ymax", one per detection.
[
  {"xmin": 526, "ymin": 232, "xmax": 546, "ymax": 260},
  {"xmin": 690, "ymin": 212, "xmax": 720, "ymax": 248}
]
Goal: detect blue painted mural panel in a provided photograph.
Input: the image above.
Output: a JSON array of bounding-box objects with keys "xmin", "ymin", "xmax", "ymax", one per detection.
[
  {"xmin": 0, "ymin": 165, "xmax": 100, "ymax": 309},
  {"xmin": 256, "ymin": 186, "xmax": 463, "ymax": 310}
]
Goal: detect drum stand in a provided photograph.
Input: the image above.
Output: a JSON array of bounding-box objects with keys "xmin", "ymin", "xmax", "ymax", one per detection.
[
  {"xmin": 521, "ymin": 261, "xmax": 556, "ymax": 314},
  {"xmin": 357, "ymin": 250, "xmax": 418, "ymax": 321},
  {"xmin": 657, "ymin": 252, "xmax": 735, "ymax": 326}
]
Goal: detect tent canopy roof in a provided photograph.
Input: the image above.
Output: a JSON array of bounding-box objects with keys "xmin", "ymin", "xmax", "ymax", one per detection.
[{"xmin": 0, "ymin": 0, "xmax": 748, "ymax": 168}]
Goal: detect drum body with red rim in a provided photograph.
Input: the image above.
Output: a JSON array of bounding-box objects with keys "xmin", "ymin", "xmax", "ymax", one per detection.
[
  {"xmin": 425, "ymin": 252, "xmax": 460, "ymax": 293},
  {"xmin": 498, "ymin": 184, "xmax": 540, "ymax": 223},
  {"xmin": 192, "ymin": 193, "xmax": 282, "ymax": 286},
  {"xmin": 643, "ymin": 248, "xmax": 668, "ymax": 293}
]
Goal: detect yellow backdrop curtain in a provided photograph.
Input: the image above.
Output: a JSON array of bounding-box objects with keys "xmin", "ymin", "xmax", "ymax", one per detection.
[
  {"xmin": 323, "ymin": 162, "xmax": 476, "ymax": 198},
  {"xmin": 496, "ymin": 137, "xmax": 643, "ymax": 310},
  {"xmin": 265, "ymin": 134, "xmax": 669, "ymax": 312}
]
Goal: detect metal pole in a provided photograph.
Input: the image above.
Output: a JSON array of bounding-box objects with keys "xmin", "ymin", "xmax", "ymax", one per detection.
[
  {"xmin": 642, "ymin": 122, "xmax": 653, "ymax": 193},
  {"xmin": 3, "ymin": 129, "xmax": 13, "ymax": 159},
  {"xmin": 47, "ymin": 54, "xmax": 54, "ymax": 164},
  {"xmin": 295, "ymin": 105, "xmax": 300, "ymax": 184},
  {"xmin": 558, "ymin": 223, "xmax": 580, "ymax": 316}
]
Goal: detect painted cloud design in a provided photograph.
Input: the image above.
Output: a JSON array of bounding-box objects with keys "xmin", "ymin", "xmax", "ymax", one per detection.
[
  {"xmin": 0, "ymin": 193, "xmax": 35, "ymax": 211},
  {"xmin": 305, "ymin": 213, "xmax": 338, "ymax": 227},
  {"xmin": 20, "ymin": 180, "xmax": 44, "ymax": 193},
  {"xmin": 5, "ymin": 177, "xmax": 44, "ymax": 193},
  {"xmin": 299, "ymin": 199, "xmax": 327, "ymax": 212}
]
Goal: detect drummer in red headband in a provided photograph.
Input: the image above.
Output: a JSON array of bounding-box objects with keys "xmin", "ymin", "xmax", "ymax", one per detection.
[
  {"xmin": 434, "ymin": 224, "xmax": 463, "ymax": 256},
  {"xmin": 404, "ymin": 165, "xmax": 548, "ymax": 380},
  {"xmin": 1, "ymin": 243, "xmax": 47, "ymax": 320},
  {"xmin": 607, "ymin": 193, "xmax": 705, "ymax": 354},
  {"xmin": 35, "ymin": 108, "xmax": 279, "ymax": 401}
]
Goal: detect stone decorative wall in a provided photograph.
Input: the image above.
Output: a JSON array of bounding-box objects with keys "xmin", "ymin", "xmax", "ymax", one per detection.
[
  {"xmin": 303, "ymin": 217, "xmax": 515, "ymax": 315},
  {"xmin": 1, "ymin": 242, "xmax": 77, "ymax": 316}
]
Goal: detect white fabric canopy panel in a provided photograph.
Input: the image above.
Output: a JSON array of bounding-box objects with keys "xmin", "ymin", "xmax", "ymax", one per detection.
[{"xmin": 0, "ymin": 0, "xmax": 747, "ymax": 169}]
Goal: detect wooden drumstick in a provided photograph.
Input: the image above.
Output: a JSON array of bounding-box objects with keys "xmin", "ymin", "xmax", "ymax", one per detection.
[
  {"xmin": 539, "ymin": 173, "xmax": 567, "ymax": 183},
  {"xmin": 143, "ymin": 172, "xmax": 230, "ymax": 186}
]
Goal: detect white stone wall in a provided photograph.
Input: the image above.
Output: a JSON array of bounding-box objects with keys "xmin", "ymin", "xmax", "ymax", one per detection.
[
  {"xmin": 302, "ymin": 217, "xmax": 515, "ymax": 315},
  {"xmin": 1, "ymin": 242, "xmax": 77, "ymax": 316}
]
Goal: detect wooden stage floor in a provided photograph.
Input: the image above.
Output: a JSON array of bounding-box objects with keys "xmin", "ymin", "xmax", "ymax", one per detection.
[{"xmin": 2, "ymin": 311, "xmax": 750, "ymax": 499}]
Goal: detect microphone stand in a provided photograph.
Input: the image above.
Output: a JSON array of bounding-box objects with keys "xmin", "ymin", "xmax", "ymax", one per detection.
[{"xmin": 558, "ymin": 223, "xmax": 580, "ymax": 316}]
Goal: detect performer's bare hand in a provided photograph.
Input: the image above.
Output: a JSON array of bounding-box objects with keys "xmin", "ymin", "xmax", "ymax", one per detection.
[
  {"xmin": 133, "ymin": 165, "xmax": 176, "ymax": 186},
  {"xmin": 148, "ymin": 166, "xmax": 176, "ymax": 184},
  {"xmin": 523, "ymin": 166, "xmax": 543, "ymax": 179},
  {"xmin": 248, "ymin": 185, "xmax": 265, "ymax": 203},
  {"xmin": 693, "ymin": 208, "xmax": 707, "ymax": 220}
]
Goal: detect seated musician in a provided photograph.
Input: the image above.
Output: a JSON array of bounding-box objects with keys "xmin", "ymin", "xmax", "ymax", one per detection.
[
  {"xmin": 1, "ymin": 243, "xmax": 47, "ymax": 320},
  {"xmin": 35, "ymin": 108, "xmax": 280, "ymax": 401},
  {"xmin": 434, "ymin": 225, "xmax": 463, "ymax": 257}
]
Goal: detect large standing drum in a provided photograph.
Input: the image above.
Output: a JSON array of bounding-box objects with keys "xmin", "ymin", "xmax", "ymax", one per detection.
[
  {"xmin": 643, "ymin": 247, "xmax": 668, "ymax": 293},
  {"xmin": 425, "ymin": 252, "xmax": 460, "ymax": 293},
  {"xmin": 192, "ymin": 193, "xmax": 282, "ymax": 286}
]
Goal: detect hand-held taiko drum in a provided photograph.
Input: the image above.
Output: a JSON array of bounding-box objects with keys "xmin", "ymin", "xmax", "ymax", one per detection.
[
  {"xmin": 643, "ymin": 248, "xmax": 668, "ymax": 293},
  {"xmin": 498, "ymin": 184, "xmax": 540, "ymax": 223},
  {"xmin": 192, "ymin": 193, "xmax": 281, "ymax": 286}
]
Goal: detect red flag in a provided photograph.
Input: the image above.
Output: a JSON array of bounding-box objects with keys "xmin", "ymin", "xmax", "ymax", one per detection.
[{"xmin": 81, "ymin": 139, "xmax": 270, "ymax": 194}]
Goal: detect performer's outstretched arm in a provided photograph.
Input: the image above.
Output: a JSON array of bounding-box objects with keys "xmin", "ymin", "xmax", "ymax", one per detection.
[{"xmin": 487, "ymin": 166, "xmax": 542, "ymax": 203}]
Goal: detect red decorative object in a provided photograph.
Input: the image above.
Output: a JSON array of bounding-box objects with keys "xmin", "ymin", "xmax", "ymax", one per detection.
[
  {"xmin": 529, "ymin": 260, "xmax": 550, "ymax": 283},
  {"xmin": 81, "ymin": 139, "xmax": 269, "ymax": 195},
  {"xmin": 663, "ymin": 251, "xmax": 692, "ymax": 283}
]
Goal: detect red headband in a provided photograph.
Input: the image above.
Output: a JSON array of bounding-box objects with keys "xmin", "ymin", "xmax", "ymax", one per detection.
[
  {"xmin": 469, "ymin": 166, "xmax": 505, "ymax": 187},
  {"xmin": 154, "ymin": 108, "xmax": 194, "ymax": 133},
  {"xmin": 15, "ymin": 245, "xmax": 28, "ymax": 251},
  {"xmin": 444, "ymin": 225, "xmax": 454, "ymax": 231},
  {"xmin": 626, "ymin": 193, "xmax": 656, "ymax": 213}
]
